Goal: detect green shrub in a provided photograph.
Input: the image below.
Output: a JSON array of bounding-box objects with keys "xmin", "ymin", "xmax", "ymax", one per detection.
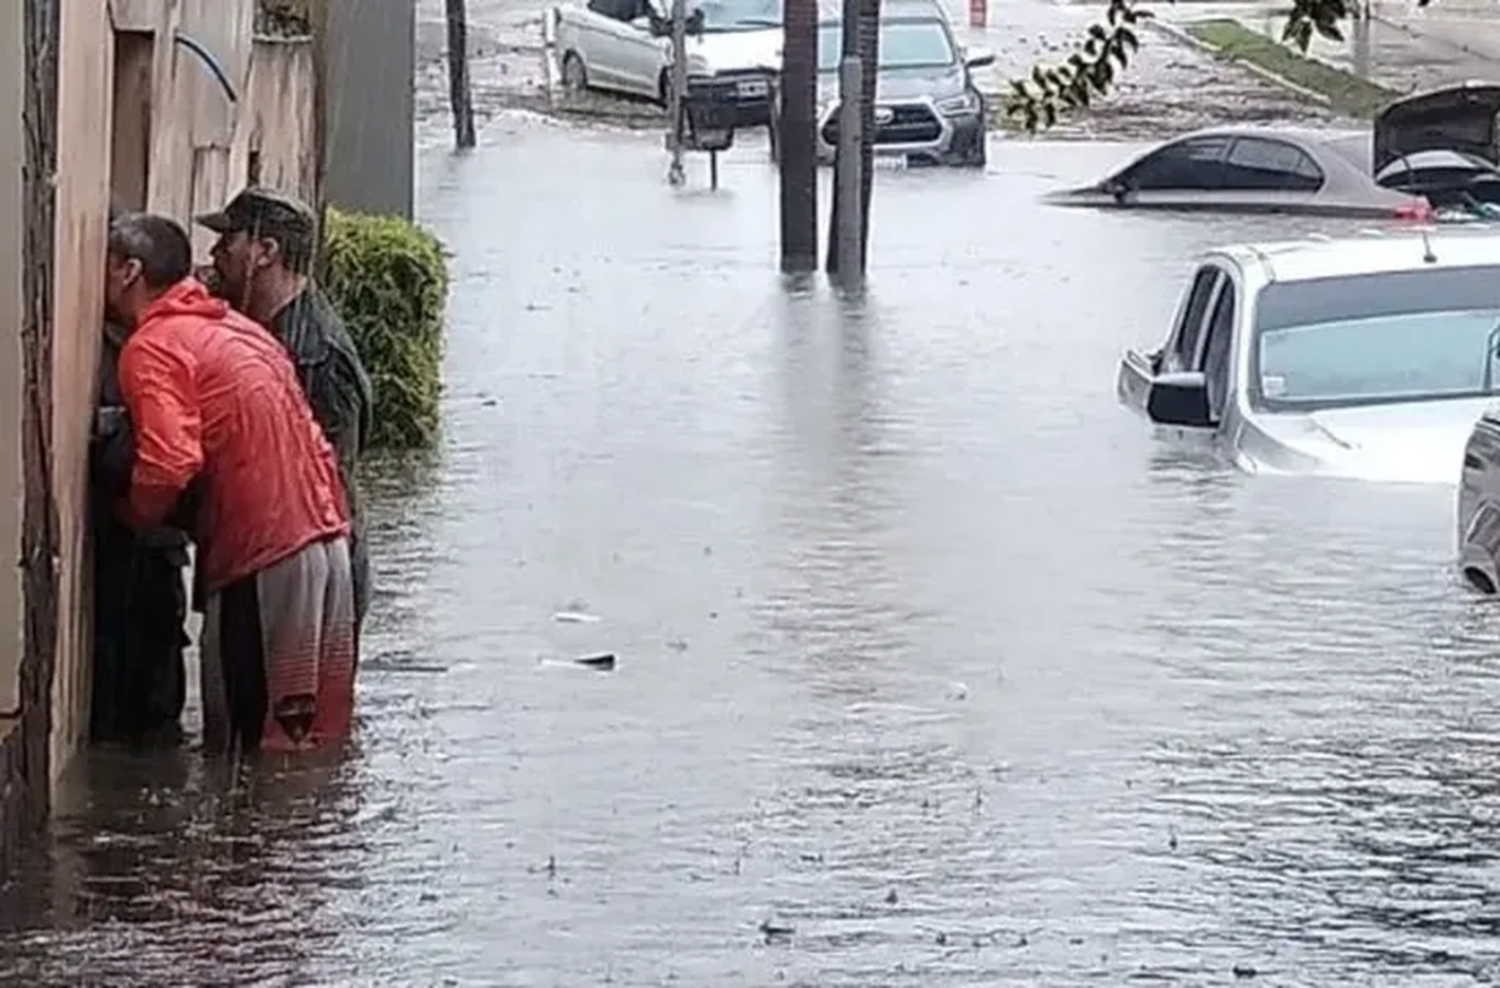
[{"xmin": 321, "ymin": 208, "xmax": 450, "ymax": 451}]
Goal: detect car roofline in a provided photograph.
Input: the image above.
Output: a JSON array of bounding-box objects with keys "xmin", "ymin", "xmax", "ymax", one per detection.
[{"xmin": 1199, "ymin": 228, "xmax": 1500, "ymax": 287}]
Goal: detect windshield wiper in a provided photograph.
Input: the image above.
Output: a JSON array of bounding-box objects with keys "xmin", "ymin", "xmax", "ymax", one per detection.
[
  {"xmin": 732, "ymin": 17, "xmax": 781, "ymax": 25},
  {"xmin": 1482, "ymin": 317, "xmax": 1500, "ymax": 392}
]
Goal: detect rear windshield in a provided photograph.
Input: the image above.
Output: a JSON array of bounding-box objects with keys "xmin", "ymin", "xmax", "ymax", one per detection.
[{"xmin": 1252, "ymin": 265, "xmax": 1500, "ymax": 410}]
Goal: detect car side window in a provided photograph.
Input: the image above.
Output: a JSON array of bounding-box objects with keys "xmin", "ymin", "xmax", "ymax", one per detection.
[
  {"xmin": 1166, "ymin": 266, "xmax": 1223, "ymax": 372},
  {"xmin": 1200, "ymin": 278, "xmax": 1238, "ymax": 421},
  {"xmin": 589, "ymin": 0, "xmax": 640, "ymax": 21},
  {"xmin": 1223, "ymin": 137, "xmax": 1324, "ymax": 192},
  {"xmin": 1124, "ymin": 136, "xmax": 1232, "ymax": 191}
]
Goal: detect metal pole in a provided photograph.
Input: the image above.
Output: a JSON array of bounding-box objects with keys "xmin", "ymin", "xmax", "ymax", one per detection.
[
  {"xmin": 710, "ymin": 150, "xmax": 719, "ymax": 189},
  {"xmin": 835, "ymin": 56, "xmax": 863, "ymax": 288},
  {"xmin": 667, "ymin": 0, "xmax": 688, "ymax": 185}
]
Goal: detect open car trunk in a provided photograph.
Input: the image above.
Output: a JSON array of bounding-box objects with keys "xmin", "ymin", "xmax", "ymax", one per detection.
[
  {"xmin": 1374, "ymin": 83, "xmax": 1500, "ymax": 210},
  {"xmin": 1375, "ymin": 83, "xmax": 1500, "ymax": 172}
]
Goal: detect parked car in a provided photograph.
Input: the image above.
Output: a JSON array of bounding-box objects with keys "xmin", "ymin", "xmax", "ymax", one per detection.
[
  {"xmin": 1045, "ymin": 83, "xmax": 1500, "ymax": 218},
  {"xmin": 770, "ymin": 0, "xmax": 993, "ymax": 168},
  {"xmin": 1120, "ymin": 229, "xmax": 1500, "ymax": 483},
  {"xmin": 554, "ymin": 0, "xmax": 782, "ymax": 125}
]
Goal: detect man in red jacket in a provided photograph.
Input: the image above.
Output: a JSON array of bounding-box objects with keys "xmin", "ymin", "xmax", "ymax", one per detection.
[{"xmin": 104, "ymin": 212, "xmax": 357, "ymax": 756}]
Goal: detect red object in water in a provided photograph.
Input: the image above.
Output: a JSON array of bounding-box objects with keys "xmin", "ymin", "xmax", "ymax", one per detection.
[
  {"xmin": 969, "ymin": 0, "xmax": 986, "ymax": 27},
  {"xmin": 1392, "ymin": 197, "xmax": 1435, "ymax": 222}
]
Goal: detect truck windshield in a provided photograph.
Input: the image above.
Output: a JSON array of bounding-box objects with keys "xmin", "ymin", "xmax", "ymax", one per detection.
[
  {"xmin": 1252, "ymin": 265, "xmax": 1500, "ymax": 409},
  {"xmin": 816, "ymin": 20, "xmax": 955, "ymax": 72},
  {"xmin": 692, "ymin": 0, "xmax": 783, "ymax": 30}
]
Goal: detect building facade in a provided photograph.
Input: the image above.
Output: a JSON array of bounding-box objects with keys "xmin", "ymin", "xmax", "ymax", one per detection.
[{"xmin": 0, "ymin": 0, "xmax": 355, "ymax": 875}]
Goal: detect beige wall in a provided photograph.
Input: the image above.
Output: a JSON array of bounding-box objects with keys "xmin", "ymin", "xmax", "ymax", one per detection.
[
  {"xmin": 49, "ymin": 0, "xmax": 115, "ymax": 776},
  {"xmin": 233, "ymin": 39, "xmax": 319, "ymax": 207},
  {"xmin": 38, "ymin": 0, "xmax": 317, "ymax": 780},
  {"xmin": 0, "ymin": 0, "xmax": 24, "ymax": 717}
]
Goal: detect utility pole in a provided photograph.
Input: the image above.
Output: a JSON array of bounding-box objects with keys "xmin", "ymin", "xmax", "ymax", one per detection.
[
  {"xmin": 666, "ymin": 0, "xmax": 688, "ymax": 185},
  {"xmin": 778, "ymin": 0, "xmax": 818, "ymax": 272},
  {"xmin": 854, "ymin": 0, "xmax": 881, "ymax": 267},
  {"xmin": 446, "ymin": 0, "xmax": 477, "ymax": 149},
  {"xmin": 825, "ymin": 0, "xmax": 878, "ymax": 284}
]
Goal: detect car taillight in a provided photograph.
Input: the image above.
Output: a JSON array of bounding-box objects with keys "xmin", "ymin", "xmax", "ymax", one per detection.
[{"xmin": 1393, "ymin": 197, "xmax": 1434, "ymax": 221}]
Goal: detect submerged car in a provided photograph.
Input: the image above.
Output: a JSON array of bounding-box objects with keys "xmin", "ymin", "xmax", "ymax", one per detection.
[
  {"xmin": 781, "ymin": 2, "xmax": 994, "ymax": 168},
  {"xmin": 555, "ymin": 0, "xmax": 782, "ymax": 124},
  {"xmin": 1046, "ymin": 83, "xmax": 1500, "ymax": 218},
  {"xmin": 1120, "ymin": 229, "xmax": 1500, "ymax": 483}
]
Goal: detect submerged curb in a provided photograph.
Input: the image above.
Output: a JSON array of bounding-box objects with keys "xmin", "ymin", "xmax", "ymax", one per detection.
[{"xmin": 1144, "ymin": 17, "xmax": 1334, "ymax": 108}]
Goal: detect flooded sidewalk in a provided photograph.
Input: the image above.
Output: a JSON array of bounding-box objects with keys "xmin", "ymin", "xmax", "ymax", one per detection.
[
  {"xmin": 414, "ymin": 0, "xmax": 1349, "ymax": 145},
  {"xmin": 1155, "ymin": 0, "xmax": 1500, "ymax": 96},
  {"xmin": 5, "ymin": 115, "xmax": 1500, "ymax": 984}
]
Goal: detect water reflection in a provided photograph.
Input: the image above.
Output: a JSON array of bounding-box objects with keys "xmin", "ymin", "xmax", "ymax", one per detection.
[{"xmin": 2, "ymin": 747, "xmax": 367, "ymax": 985}]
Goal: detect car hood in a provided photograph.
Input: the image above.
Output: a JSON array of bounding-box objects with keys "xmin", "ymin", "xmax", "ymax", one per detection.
[
  {"xmin": 1247, "ymin": 396, "xmax": 1496, "ymax": 484},
  {"xmin": 1373, "ymin": 82, "xmax": 1500, "ymax": 174},
  {"xmin": 689, "ymin": 28, "xmax": 783, "ymax": 73},
  {"xmin": 817, "ymin": 65, "xmax": 966, "ymax": 106}
]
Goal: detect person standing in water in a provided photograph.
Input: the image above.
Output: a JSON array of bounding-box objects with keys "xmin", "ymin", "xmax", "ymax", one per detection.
[
  {"xmin": 105, "ymin": 211, "xmax": 356, "ymax": 755},
  {"xmin": 196, "ymin": 188, "xmax": 376, "ymax": 649}
]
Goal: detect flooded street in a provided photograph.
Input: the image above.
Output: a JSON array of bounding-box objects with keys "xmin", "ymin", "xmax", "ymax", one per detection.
[{"xmin": 8, "ymin": 116, "xmax": 1500, "ymax": 985}]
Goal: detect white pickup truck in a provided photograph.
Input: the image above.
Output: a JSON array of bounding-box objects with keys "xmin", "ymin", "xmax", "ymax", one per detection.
[{"xmin": 553, "ymin": 0, "xmax": 783, "ymax": 124}]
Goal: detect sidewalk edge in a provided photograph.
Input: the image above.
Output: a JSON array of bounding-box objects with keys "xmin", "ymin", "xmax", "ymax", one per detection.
[{"xmin": 1144, "ymin": 18, "xmax": 1333, "ymax": 107}]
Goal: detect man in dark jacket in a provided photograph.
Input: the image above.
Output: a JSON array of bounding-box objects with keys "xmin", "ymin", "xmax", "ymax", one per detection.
[
  {"xmin": 91, "ymin": 316, "xmax": 191, "ymax": 746},
  {"xmin": 195, "ymin": 187, "xmax": 375, "ymax": 639}
]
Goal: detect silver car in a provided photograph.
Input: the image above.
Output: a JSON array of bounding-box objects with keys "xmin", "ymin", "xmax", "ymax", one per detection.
[
  {"xmin": 805, "ymin": 2, "xmax": 994, "ymax": 168},
  {"xmin": 1120, "ymin": 229, "xmax": 1500, "ymax": 483},
  {"xmin": 1046, "ymin": 83, "xmax": 1500, "ymax": 218}
]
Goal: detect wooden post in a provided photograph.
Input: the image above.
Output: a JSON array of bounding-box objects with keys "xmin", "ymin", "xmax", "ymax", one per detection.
[
  {"xmin": 446, "ymin": 0, "xmax": 477, "ymax": 150},
  {"xmin": 778, "ymin": 0, "xmax": 818, "ymax": 273}
]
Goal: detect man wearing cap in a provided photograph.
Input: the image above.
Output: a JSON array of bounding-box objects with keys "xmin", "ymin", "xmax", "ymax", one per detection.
[{"xmin": 197, "ymin": 187, "xmax": 375, "ymax": 646}]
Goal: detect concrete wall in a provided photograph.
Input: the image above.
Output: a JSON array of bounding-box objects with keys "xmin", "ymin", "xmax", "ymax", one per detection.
[
  {"xmin": 325, "ymin": 0, "xmax": 416, "ymax": 218},
  {"xmin": 0, "ymin": 0, "xmax": 26, "ymax": 722},
  {"xmin": 49, "ymin": 0, "xmax": 115, "ymax": 776},
  {"xmin": 25, "ymin": 0, "xmax": 317, "ymax": 792}
]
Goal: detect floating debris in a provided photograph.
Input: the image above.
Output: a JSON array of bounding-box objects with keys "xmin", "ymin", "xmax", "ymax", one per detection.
[
  {"xmin": 575, "ymin": 653, "xmax": 616, "ymax": 671},
  {"xmin": 758, "ymin": 918, "xmax": 795, "ymax": 943},
  {"xmin": 553, "ymin": 610, "xmax": 601, "ymax": 624}
]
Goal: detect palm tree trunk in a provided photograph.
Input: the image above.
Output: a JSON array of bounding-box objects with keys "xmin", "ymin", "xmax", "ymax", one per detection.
[
  {"xmin": 778, "ymin": 0, "xmax": 819, "ymax": 272},
  {"xmin": 446, "ymin": 0, "xmax": 477, "ymax": 149}
]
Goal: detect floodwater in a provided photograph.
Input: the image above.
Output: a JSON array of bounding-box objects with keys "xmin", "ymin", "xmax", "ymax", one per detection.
[{"xmin": 6, "ymin": 121, "xmax": 1500, "ymax": 986}]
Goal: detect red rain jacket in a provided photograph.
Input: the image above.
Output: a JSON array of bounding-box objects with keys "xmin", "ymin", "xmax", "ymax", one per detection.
[{"xmin": 117, "ymin": 278, "xmax": 350, "ymax": 594}]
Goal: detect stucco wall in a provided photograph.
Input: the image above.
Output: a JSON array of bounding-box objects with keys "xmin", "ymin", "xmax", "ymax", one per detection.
[
  {"xmin": 0, "ymin": 0, "xmax": 26, "ymax": 718},
  {"xmin": 232, "ymin": 39, "xmax": 319, "ymax": 205},
  {"xmin": 326, "ymin": 0, "xmax": 416, "ymax": 218},
  {"xmin": 49, "ymin": 0, "xmax": 115, "ymax": 778}
]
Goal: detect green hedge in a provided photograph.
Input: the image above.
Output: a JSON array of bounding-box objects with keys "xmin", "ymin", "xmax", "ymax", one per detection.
[{"xmin": 321, "ymin": 208, "xmax": 450, "ymax": 451}]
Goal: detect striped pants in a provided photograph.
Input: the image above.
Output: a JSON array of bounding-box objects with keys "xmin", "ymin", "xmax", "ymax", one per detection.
[{"xmin": 200, "ymin": 537, "xmax": 357, "ymax": 755}]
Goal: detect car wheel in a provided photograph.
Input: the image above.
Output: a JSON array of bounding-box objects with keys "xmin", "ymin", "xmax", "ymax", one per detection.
[{"xmin": 561, "ymin": 51, "xmax": 589, "ymax": 94}]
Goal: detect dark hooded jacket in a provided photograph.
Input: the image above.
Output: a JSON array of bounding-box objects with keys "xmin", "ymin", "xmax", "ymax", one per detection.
[
  {"xmin": 266, "ymin": 282, "xmax": 374, "ymax": 624},
  {"xmin": 90, "ymin": 320, "xmax": 190, "ymax": 745}
]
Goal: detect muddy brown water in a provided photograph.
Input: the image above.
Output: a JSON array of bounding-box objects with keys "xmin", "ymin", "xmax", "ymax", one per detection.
[{"xmin": 4, "ymin": 124, "xmax": 1500, "ymax": 985}]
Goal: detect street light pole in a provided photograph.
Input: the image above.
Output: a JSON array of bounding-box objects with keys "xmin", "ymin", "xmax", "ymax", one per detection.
[
  {"xmin": 834, "ymin": 56, "xmax": 863, "ymax": 288},
  {"xmin": 667, "ymin": 0, "xmax": 689, "ymax": 185}
]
